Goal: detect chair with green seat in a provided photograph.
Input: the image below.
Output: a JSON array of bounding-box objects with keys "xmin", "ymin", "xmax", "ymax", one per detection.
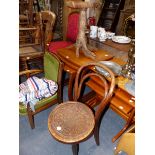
[{"xmin": 19, "ymin": 52, "xmax": 64, "ymax": 129}]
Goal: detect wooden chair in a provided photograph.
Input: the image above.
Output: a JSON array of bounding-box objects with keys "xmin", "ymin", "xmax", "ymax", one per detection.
[
  {"xmin": 19, "ymin": 52, "xmax": 64, "ymax": 129},
  {"xmin": 48, "ymin": 0, "xmax": 82, "ymax": 53},
  {"xmin": 48, "ymin": 11, "xmax": 80, "ymax": 54},
  {"xmin": 48, "ymin": 62, "xmax": 115, "ymax": 155},
  {"xmin": 19, "ymin": 11, "xmax": 56, "ymax": 73}
]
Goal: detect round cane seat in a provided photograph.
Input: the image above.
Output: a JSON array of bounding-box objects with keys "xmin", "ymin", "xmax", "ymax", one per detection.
[{"xmin": 48, "ymin": 101, "xmax": 95, "ymax": 144}]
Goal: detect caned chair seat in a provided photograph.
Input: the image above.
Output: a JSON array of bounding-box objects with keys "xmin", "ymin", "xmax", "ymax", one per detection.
[
  {"xmin": 19, "ymin": 46, "xmax": 43, "ymax": 59},
  {"xmin": 48, "ymin": 101, "xmax": 95, "ymax": 143}
]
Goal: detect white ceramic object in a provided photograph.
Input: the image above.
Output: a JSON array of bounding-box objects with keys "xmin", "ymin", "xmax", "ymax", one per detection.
[
  {"xmin": 95, "ymin": 61, "xmax": 122, "ymax": 77},
  {"xmin": 106, "ymin": 32, "xmax": 115, "ymax": 39},
  {"xmin": 90, "ymin": 25, "xmax": 98, "ymax": 38},
  {"xmin": 97, "ymin": 27, "xmax": 107, "ymax": 41},
  {"xmin": 112, "ymin": 36, "xmax": 131, "ymax": 44}
]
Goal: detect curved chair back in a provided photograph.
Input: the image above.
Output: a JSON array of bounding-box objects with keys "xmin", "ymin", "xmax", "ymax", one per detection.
[{"xmin": 74, "ymin": 62, "xmax": 115, "ymax": 128}]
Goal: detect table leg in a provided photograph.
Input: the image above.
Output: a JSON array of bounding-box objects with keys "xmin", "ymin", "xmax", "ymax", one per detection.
[{"xmin": 112, "ymin": 108, "xmax": 135, "ymax": 142}]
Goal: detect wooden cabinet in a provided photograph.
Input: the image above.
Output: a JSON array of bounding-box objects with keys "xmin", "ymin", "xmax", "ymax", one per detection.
[
  {"xmin": 97, "ymin": 0, "xmax": 125, "ymax": 32},
  {"xmin": 116, "ymin": 0, "xmax": 135, "ymax": 35}
]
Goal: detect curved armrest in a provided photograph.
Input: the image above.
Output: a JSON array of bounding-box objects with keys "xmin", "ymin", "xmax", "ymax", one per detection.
[{"xmin": 19, "ymin": 69, "xmax": 43, "ymax": 76}]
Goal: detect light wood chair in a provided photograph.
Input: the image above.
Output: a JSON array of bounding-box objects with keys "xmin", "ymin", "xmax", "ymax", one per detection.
[
  {"xmin": 19, "ymin": 11, "xmax": 56, "ymax": 73},
  {"xmin": 48, "ymin": 62, "xmax": 115, "ymax": 155}
]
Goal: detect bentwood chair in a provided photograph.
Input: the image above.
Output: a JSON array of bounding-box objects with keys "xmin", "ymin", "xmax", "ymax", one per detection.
[
  {"xmin": 19, "ymin": 52, "xmax": 64, "ymax": 129},
  {"xmin": 19, "ymin": 11, "xmax": 56, "ymax": 73},
  {"xmin": 48, "ymin": 62, "xmax": 115, "ymax": 155}
]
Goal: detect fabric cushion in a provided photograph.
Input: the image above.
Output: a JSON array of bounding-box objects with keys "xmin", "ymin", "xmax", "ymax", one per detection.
[
  {"xmin": 48, "ymin": 41, "xmax": 73, "ymax": 53},
  {"xmin": 19, "ymin": 93, "xmax": 57, "ymax": 115},
  {"xmin": 66, "ymin": 13, "xmax": 79, "ymax": 42},
  {"xmin": 19, "ymin": 76, "xmax": 58, "ymax": 111}
]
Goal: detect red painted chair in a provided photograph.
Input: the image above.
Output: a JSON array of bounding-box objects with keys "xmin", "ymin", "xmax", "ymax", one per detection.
[{"xmin": 48, "ymin": 12, "xmax": 80, "ymax": 54}]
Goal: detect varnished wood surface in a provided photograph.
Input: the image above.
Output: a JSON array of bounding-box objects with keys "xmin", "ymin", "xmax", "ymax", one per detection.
[
  {"xmin": 58, "ymin": 46, "xmax": 113, "ymax": 70},
  {"xmin": 87, "ymin": 36, "xmax": 131, "ymax": 53},
  {"xmin": 57, "ymin": 44, "xmax": 135, "ymax": 142},
  {"xmin": 57, "ymin": 45, "xmax": 135, "ymax": 115},
  {"xmin": 86, "ymin": 76, "xmax": 135, "ymax": 120}
]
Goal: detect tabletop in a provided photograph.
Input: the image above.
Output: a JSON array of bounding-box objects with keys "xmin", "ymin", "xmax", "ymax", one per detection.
[{"xmin": 57, "ymin": 45, "xmax": 134, "ymax": 97}]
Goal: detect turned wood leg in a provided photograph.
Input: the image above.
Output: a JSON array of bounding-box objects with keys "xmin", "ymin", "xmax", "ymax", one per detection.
[
  {"xmin": 72, "ymin": 144, "xmax": 79, "ymax": 155},
  {"xmin": 112, "ymin": 109, "xmax": 135, "ymax": 142},
  {"xmin": 68, "ymin": 72, "xmax": 76, "ymax": 101},
  {"xmin": 27, "ymin": 103, "xmax": 35, "ymax": 129}
]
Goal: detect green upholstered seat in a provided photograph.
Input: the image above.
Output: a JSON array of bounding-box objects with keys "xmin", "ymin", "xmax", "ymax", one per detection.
[{"xmin": 19, "ymin": 94, "xmax": 57, "ymax": 115}]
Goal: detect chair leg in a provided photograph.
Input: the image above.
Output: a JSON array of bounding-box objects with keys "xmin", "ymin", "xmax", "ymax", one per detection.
[
  {"xmin": 68, "ymin": 72, "xmax": 76, "ymax": 101},
  {"xmin": 72, "ymin": 144, "xmax": 79, "ymax": 155},
  {"xmin": 94, "ymin": 125, "xmax": 100, "ymax": 146},
  {"xmin": 27, "ymin": 104, "xmax": 35, "ymax": 129}
]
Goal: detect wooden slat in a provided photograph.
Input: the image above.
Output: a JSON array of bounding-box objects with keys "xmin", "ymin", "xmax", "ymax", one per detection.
[
  {"xmin": 19, "ymin": 27, "xmax": 37, "ymax": 31},
  {"xmin": 19, "ymin": 43, "xmax": 40, "ymax": 48}
]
